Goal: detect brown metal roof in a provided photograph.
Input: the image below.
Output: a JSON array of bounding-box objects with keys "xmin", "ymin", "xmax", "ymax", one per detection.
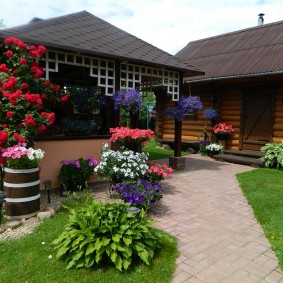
[
  {"xmin": 176, "ymin": 20, "xmax": 283, "ymax": 82},
  {"xmin": 0, "ymin": 11, "xmax": 202, "ymax": 77}
]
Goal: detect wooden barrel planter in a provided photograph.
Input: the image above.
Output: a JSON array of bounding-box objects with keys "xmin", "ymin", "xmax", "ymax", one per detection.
[{"xmin": 3, "ymin": 167, "xmax": 40, "ymax": 220}]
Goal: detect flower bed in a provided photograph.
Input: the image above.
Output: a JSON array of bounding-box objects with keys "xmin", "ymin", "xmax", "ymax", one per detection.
[{"xmin": 111, "ymin": 179, "xmax": 163, "ymax": 208}]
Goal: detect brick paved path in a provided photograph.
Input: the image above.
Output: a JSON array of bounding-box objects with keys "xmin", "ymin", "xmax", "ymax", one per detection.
[
  {"xmin": 94, "ymin": 154, "xmax": 283, "ymax": 282},
  {"xmin": 150, "ymin": 155, "xmax": 283, "ymax": 283}
]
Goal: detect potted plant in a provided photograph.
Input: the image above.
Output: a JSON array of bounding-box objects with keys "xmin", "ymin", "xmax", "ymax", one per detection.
[
  {"xmin": 59, "ymin": 156, "xmax": 98, "ymax": 191},
  {"xmin": 206, "ymin": 143, "xmax": 223, "ymax": 157},
  {"xmin": 109, "ymin": 127, "xmax": 154, "ymax": 152},
  {"xmin": 198, "ymin": 141, "xmax": 211, "ymax": 156},
  {"xmin": 213, "ymin": 123, "xmax": 234, "ymax": 140},
  {"xmin": 66, "ymin": 85, "xmax": 104, "ymax": 114},
  {"xmin": 60, "ymin": 119, "xmax": 96, "ymax": 136},
  {"xmin": 1, "ymin": 143, "xmax": 44, "ymax": 219},
  {"xmin": 94, "ymin": 143, "xmax": 149, "ymax": 184},
  {"xmin": 203, "ymin": 107, "xmax": 219, "ymax": 126},
  {"xmin": 112, "ymin": 89, "xmax": 143, "ymax": 128}
]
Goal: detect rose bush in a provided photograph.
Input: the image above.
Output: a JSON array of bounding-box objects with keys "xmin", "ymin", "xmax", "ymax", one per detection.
[{"xmin": 0, "ymin": 36, "xmax": 68, "ymax": 148}]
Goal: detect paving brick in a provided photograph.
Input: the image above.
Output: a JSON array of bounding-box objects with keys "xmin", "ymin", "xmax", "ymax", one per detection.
[{"xmin": 95, "ymin": 155, "xmax": 283, "ymax": 282}]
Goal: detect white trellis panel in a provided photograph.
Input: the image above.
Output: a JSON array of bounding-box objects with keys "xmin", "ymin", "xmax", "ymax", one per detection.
[
  {"xmin": 120, "ymin": 63, "xmax": 180, "ymax": 101},
  {"xmin": 39, "ymin": 51, "xmax": 180, "ymax": 100},
  {"xmin": 39, "ymin": 50, "xmax": 115, "ymax": 95}
]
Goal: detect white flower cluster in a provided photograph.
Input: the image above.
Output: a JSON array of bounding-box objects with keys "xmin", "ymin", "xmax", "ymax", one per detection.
[
  {"xmin": 27, "ymin": 148, "xmax": 45, "ymax": 161},
  {"xmin": 94, "ymin": 143, "xmax": 149, "ymax": 180},
  {"xmin": 206, "ymin": 143, "xmax": 223, "ymax": 151}
]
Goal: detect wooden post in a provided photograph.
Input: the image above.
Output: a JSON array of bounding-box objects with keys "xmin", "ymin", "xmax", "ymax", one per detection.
[
  {"xmin": 169, "ymin": 72, "xmax": 186, "ymax": 170},
  {"xmin": 174, "ymin": 118, "xmax": 182, "ymax": 157}
]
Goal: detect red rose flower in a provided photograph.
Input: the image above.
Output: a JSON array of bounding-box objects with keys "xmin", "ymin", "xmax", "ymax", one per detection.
[
  {"xmin": 20, "ymin": 83, "xmax": 29, "ymax": 89},
  {"xmin": 38, "ymin": 125, "xmax": 47, "ymax": 132},
  {"xmin": 20, "ymin": 58, "xmax": 27, "ymax": 64},
  {"xmin": 24, "ymin": 114, "xmax": 36, "ymax": 127},
  {"xmin": 44, "ymin": 81, "xmax": 50, "ymax": 87},
  {"xmin": 6, "ymin": 111, "xmax": 14, "ymax": 118},
  {"xmin": 6, "ymin": 50, "xmax": 13, "ymax": 58},
  {"xmin": 61, "ymin": 95, "xmax": 69, "ymax": 102}
]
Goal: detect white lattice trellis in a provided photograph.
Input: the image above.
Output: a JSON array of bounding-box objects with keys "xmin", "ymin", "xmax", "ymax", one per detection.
[
  {"xmin": 40, "ymin": 50, "xmax": 115, "ymax": 95},
  {"xmin": 120, "ymin": 63, "xmax": 180, "ymax": 100},
  {"xmin": 39, "ymin": 50, "xmax": 180, "ymax": 100}
]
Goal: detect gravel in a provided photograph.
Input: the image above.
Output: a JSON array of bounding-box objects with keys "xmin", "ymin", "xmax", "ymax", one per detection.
[{"xmin": 0, "ymin": 189, "xmax": 71, "ymax": 241}]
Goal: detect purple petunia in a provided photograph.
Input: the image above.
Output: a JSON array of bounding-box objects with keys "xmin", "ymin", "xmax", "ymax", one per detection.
[
  {"xmin": 112, "ymin": 89, "xmax": 142, "ymax": 114},
  {"xmin": 163, "ymin": 96, "xmax": 203, "ymax": 122}
]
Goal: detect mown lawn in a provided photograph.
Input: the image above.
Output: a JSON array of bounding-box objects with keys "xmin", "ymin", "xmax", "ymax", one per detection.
[
  {"xmin": 237, "ymin": 168, "xmax": 283, "ymax": 268},
  {"xmin": 0, "ymin": 199, "xmax": 178, "ymax": 283},
  {"xmin": 143, "ymin": 140, "xmax": 188, "ymax": 160}
]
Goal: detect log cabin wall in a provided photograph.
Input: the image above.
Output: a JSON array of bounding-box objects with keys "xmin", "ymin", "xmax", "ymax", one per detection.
[
  {"xmin": 273, "ymin": 85, "xmax": 283, "ymax": 143},
  {"xmin": 219, "ymin": 86, "xmax": 242, "ymax": 150},
  {"xmin": 156, "ymin": 78, "xmax": 283, "ymax": 151}
]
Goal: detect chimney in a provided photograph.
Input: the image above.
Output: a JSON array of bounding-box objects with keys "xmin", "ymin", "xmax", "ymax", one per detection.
[{"xmin": 258, "ymin": 13, "xmax": 265, "ymax": 26}]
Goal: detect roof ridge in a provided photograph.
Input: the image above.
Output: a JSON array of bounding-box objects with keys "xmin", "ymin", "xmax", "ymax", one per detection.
[
  {"xmin": 187, "ymin": 40, "xmax": 283, "ymax": 61},
  {"xmin": 2, "ymin": 10, "xmax": 89, "ymax": 30},
  {"xmin": 187, "ymin": 19, "xmax": 283, "ymax": 45}
]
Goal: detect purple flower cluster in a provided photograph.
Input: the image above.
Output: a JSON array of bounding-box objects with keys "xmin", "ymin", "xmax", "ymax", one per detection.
[
  {"xmin": 203, "ymin": 108, "xmax": 218, "ymax": 120},
  {"xmin": 164, "ymin": 96, "xmax": 203, "ymax": 121},
  {"xmin": 112, "ymin": 179, "xmax": 163, "ymax": 208},
  {"xmin": 112, "ymin": 89, "xmax": 142, "ymax": 113}
]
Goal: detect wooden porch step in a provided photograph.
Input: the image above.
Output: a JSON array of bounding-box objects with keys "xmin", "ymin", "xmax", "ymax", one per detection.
[
  {"xmin": 223, "ymin": 150, "xmax": 264, "ymax": 159},
  {"xmin": 213, "ymin": 153, "xmax": 263, "ymax": 167}
]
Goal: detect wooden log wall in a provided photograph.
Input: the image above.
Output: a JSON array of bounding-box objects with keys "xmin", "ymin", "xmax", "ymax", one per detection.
[
  {"xmin": 219, "ymin": 87, "xmax": 242, "ymax": 150},
  {"xmin": 156, "ymin": 80, "xmax": 283, "ymax": 150},
  {"xmin": 273, "ymin": 87, "xmax": 283, "ymax": 143}
]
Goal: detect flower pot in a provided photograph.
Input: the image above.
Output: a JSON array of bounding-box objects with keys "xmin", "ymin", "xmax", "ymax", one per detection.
[
  {"xmin": 3, "ymin": 167, "xmax": 40, "ymax": 220},
  {"xmin": 207, "ymin": 150, "xmax": 220, "ymax": 157},
  {"xmin": 215, "ymin": 133, "xmax": 230, "ymax": 140}
]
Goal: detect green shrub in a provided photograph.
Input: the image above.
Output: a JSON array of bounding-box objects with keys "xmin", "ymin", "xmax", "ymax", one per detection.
[
  {"xmin": 53, "ymin": 197, "xmax": 166, "ymax": 271},
  {"xmin": 260, "ymin": 141, "xmax": 283, "ymax": 169}
]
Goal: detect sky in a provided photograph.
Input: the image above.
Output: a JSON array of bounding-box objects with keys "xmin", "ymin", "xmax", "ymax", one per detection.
[{"xmin": 1, "ymin": 0, "xmax": 283, "ymax": 55}]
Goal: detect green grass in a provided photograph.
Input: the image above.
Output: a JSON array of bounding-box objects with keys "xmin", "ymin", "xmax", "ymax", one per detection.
[
  {"xmin": 0, "ymin": 200, "xmax": 179, "ymax": 283},
  {"xmin": 237, "ymin": 168, "xmax": 283, "ymax": 268},
  {"xmin": 143, "ymin": 140, "xmax": 188, "ymax": 160}
]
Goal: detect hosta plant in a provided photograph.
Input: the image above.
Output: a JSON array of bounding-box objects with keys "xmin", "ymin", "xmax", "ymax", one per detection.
[
  {"xmin": 53, "ymin": 198, "xmax": 166, "ymax": 271},
  {"xmin": 260, "ymin": 141, "xmax": 283, "ymax": 169}
]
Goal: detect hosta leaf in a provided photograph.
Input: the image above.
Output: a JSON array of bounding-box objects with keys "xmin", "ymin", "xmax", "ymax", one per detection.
[
  {"xmin": 95, "ymin": 251, "xmax": 103, "ymax": 263},
  {"xmin": 114, "ymin": 254, "xmax": 123, "ymax": 271},
  {"xmin": 85, "ymin": 242, "xmax": 96, "ymax": 255},
  {"xmin": 121, "ymin": 246, "xmax": 132, "ymax": 258},
  {"xmin": 101, "ymin": 237, "xmax": 111, "ymax": 246},
  {"xmin": 111, "ymin": 242, "xmax": 117, "ymax": 250},
  {"xmin": 123, "ymin": 236, "xmax": 132, "ymax": 246},
  {"xmin": 110, "ymin": 251, "xmax": 117, "ymax": 263},
  {"xmin": 133, "ymin": 243, "xmax": 144, "ymax": 252},
  {"xmin": 56, "ymin": 247, "xmax": 69, "ymax": 259},
  {"xmin": 112, "ymin": 233, "xmax": 122, "ymax": 242},
  {"xmin": 122, "ymin": 257, "xmax": 132, "ymax": 270},
  {"xmin": 138, "ymin": 249, "xmax": 150, "ymax": 265}
]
